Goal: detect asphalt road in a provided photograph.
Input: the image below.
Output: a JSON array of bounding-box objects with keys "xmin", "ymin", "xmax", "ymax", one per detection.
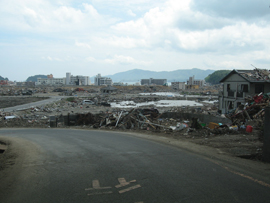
[
  {"xmin": 0, "ymin": 129, "xmax": 270, "ymax": 203},
  {"xmin": 3, "ymin": 96, "xmax": 64, "ymax": 112}
]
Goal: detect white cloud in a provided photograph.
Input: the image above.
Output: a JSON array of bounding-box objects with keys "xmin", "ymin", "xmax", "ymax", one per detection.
[
  {"xmin": 98, "ymin": 36, "xmax": 148, "ymax": 48},
  {"xmin": 53, "ymin": 6, "xmax": 83, "ymax": 23},
  {"xmin": 205, "ymin": 59, "xmax": 244, "ymax": 69},
  {"xmin": 75, "ymin": 41, "xmax": 91, "ymax": 49},
  {"xmin": 42, "ymin": 56, "xmax": 63, "ymax": 61},
  {"xmin": 110, "ymin": 0, "xmax": 270, "ymax": 55},
  {"xmin": 83, "ymin": 3, "xmax": 100, "ymax": 18},
  {"xmin": 104, "ymin": 55, "xmax": 151, "ymax": 65},
  {"xmin": 86, "ymin": 56, "xmax": 96, "ymax": 62},
  {"xmin": 127, "ymin": 9, "xmax": 136, "ymax": 17},
  {"xmin": 2, "ymin": 0, "xmax": 270, "ymax": 81}
]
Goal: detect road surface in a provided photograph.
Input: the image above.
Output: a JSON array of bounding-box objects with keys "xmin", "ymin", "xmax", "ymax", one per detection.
[
  {"xmin": 0, "ymin": 129, "xmax": 270, "ymax": 203},
  {"xmin": 3, "ymin": 96, "xmax": 64, "ymax": 112}
]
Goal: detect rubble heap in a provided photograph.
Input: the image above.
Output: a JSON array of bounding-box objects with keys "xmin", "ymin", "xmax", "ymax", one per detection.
[{"xmin": 226, "ymin": 92, "xmax": 269, "ymax": 130}]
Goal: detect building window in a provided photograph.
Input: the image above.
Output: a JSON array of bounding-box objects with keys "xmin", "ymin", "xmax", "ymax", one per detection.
[
  {"xmin": 255, "ymin": 84, "xmax": 264, "ymax": 94},
  {"xmin": 227, "ymin": 84, "xmax": 230, "ymax": 91},
  {"xmin": 241, "ymin": 84, "xmax": 248, "ymax": 92}
]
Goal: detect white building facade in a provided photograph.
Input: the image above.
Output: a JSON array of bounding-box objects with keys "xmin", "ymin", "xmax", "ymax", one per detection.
[
  {"xmin": 36, "ymin": 78, "xmax": 66, "ymax": 85},
  {"xmin": 95, "ymin": 74, "xmax": 113, "ymax": 86},
  {"xmin": 187, "ymin": 76, "xmax": 205, "ymax": 87},
  {"xmin": 171, "ymin": 82, "xmax": 186, "ymax": 90},
  {"xmin": 66, "ymin": 73, "xmax": 90, "ymax": 85},
  {"xmin": 141, "ymin": 78, "xmax": 167, "ymax": 85},
  {"xmin": 36, "ymin": 72, "xmax": 90, "ymax": 86}
]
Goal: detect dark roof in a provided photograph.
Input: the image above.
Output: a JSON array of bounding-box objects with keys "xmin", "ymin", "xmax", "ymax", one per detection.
[{"xmin": 220, "ymin": 69, "xmax": 270, "ymax": 83}]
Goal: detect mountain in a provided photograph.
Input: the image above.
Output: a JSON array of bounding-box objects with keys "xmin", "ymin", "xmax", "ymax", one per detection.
[
  {"xmin": 26, "ymin": 75, "xmax": 47, "ymax": 82},
  {"xmin": 90, "ymin": 68, "xmax": 215, "ymax": 83},
  {"xmin": 0, "ymin": 76, "xmax": 8, "ymax": 81}
]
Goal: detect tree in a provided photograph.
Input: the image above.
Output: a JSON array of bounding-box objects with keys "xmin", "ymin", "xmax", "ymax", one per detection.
[
  {"xmin": 205, "ymin": 70, "xmax": 231, "ymax": 84},
  {"xmin": 0, "ymin": 76, "xmax": 8, "ymax": 81}
]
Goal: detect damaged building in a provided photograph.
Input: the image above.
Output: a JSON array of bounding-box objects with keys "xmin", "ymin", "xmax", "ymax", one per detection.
[{"xmin": 219, "ymin": 69, "xmax": 270, "ymax": 114}]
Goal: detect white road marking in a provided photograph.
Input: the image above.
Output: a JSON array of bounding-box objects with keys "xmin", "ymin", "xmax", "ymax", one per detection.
[
  {"xmin": 85, "ymin": 180, "xmax": 112, "ymax": 195},
  {"xmin": 118, "ymin": 184, "xmax": 141, "ymax": 194},
  {"xmin": 115, "ymin": 178, "xmax": 136, "ymax": 188},
  {"xmin": 85, "ymin": 180, "xmax": 112, "ymax": 190}
]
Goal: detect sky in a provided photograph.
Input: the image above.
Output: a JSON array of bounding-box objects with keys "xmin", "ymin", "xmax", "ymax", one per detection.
[{"xmin": 1, "ymin": 0, "xmax": 270, "ymax": 81}]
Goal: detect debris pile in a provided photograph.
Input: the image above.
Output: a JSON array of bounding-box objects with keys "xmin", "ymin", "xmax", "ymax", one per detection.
[{"xmin": 226, "ymin": 93, "xmax": 270, "ymax": 126}]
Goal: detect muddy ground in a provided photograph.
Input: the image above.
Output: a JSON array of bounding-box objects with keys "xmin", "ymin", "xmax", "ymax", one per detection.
[{"xmin": 0, "ymin": 94, "xmax": 264, "ymax": 162}]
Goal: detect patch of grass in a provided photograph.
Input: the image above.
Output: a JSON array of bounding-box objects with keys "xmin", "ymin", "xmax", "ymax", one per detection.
[{"xmin": 66, "ymin": 97, "xmax": 76, "ymax": 102}]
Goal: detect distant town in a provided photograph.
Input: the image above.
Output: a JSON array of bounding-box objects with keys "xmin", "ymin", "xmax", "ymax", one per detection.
[{"xmin": 0, "ymin": 72, "xmax": 205, "ymax": 91}]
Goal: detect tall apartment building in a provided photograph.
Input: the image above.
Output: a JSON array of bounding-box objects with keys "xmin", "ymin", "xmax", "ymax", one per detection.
[
  {"xmin": 171, "ymin": 82, "xmax": 186, "ymax": 90},
  {"xmin": 187, "ymin": 76, "xmax": 204, "ymax": 87},
  {"xmin": 141, "ymin": 78, "xmax": 167, "ymax": 85},
  {"xmin": 66, "ymin": 72, "xmax": 90, "ymax": 85},
  {"xmin": 95, "ymin": 74, "xmax": 113, "ymax": 86}
]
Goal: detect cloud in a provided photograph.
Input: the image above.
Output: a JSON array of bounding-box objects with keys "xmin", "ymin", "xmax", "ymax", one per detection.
[
  {"xmin": 2, "ymin": 0, "xmax": 270, "ymax": 81},
  {"xmin": 0, "ymin": 1, "xmax": 111, "ymax": 33},
  {"xmin": 53, "ymin": 6, "xmax": 83, "ymax": 23},
  {"xmin": 42, "ymin": 56, "xmax": 63, "ymax": 61},
  {"xmin": 127, "ymin": 9, "xmax": 136, "ymax": 17},
  {"xmin": 98, "ymin": 36, "xmax": 148, "ymax": 48},
  {"xmin": 204, "ymin": 59, "xmax": 244, "ymax": 69},
  {"xmin": 191, "ymin": 0, "xmax": 270, "ymax": 20},
  {"xmin": 110, "ymin": 0, "xmax": 270, "ymax": 55},
  {"xmin": 104, "ymin": 55, "xmax": 151, "ymax": 65},
  {"xmin": 83, "ymin": 3, "xmax": 100, "ymax": 18},
  {"xmin": 75, "ymin": 41, "xmax": 91, "ymax": 49},
  {"xmin": 86, "ymin": 56, "xmax": 96, "ymax": 62}
]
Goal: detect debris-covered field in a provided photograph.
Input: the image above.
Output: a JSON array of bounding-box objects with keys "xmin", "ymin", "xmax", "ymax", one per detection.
[{"xmin": 0, "ymin": 85, "xmax": 266, "ymax": 161}]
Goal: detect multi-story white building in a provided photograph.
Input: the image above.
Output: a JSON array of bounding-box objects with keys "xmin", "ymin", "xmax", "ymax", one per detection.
[
  {"xmin": 141, "ymin": 78, "xmax": 167, "ymax": 86},
  {"xmin": 66, "ymin": 72, "xmax": 90, "ymax": 85},
  {"xmin": 36, "ymin": 72, "xmax": 90, "ymax": 86},
  {"xmin": 37, "ymin": 77, "xmax": 66, "ymax": 85},
  {"xmin": 187, "ymin": 76, "xmax": 205, "ymax": 87},
  {"xmin": 171, "ymin": 82, "xmax": 186, "ymax": 90},
  {"xmin": 95, "ymin": 74, "xmax": 113, "ymax": 86}
]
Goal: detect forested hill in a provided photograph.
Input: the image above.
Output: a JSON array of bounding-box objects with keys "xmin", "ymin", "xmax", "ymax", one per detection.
[
  {"xmin": 0, "ymin": 76, "xmax": 8, "ymax": 81},
  {"xmin": 26, "ymin": 75, "xmax": 47, "ymax": 82},
  {"xmin": 205, "ymin": 70, "xmax": 231, "ymax": 84}
]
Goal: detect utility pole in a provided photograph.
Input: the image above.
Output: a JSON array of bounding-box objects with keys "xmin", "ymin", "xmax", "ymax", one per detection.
[{"xmin": 263, "ymin": 107, "xmax": 270, "ymax": 162}]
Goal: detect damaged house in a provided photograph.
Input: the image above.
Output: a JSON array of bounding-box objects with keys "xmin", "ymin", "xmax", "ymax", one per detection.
[{"xmin": 218, "ymin": 69, "xmax": 270, "ymax": 114}]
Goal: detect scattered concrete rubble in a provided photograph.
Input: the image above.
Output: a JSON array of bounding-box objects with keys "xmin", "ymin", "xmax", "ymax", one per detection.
[
  {"xmin": 225, "ymin": 92, "xmax": 270, "ymax": 139},
  {"xmin": 0, "ymin": 85, "xmax": 266, "ymax": 161}
]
